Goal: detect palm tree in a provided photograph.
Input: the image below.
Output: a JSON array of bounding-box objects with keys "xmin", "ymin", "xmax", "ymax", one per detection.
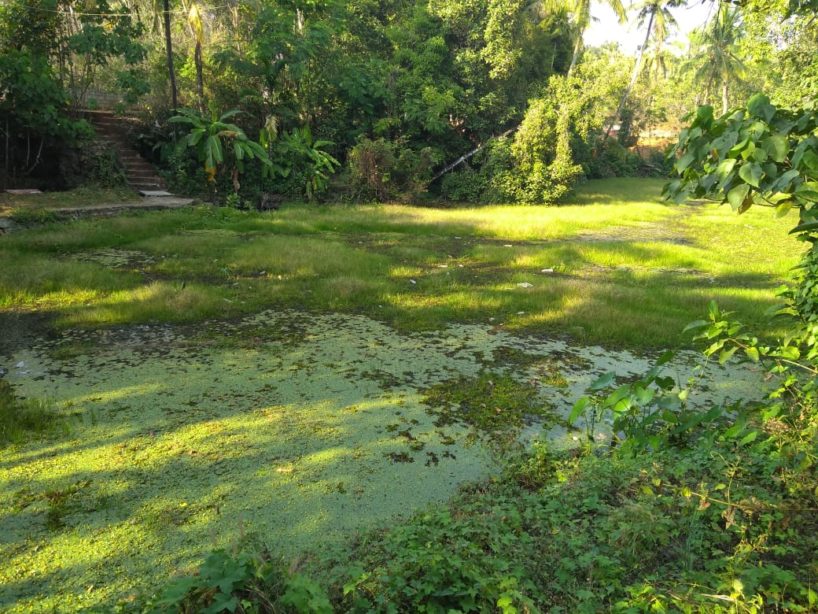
[
  {"xmin": 642, "ymin": 33, "xmax": 673, "ymax": 81},
  {"xmin": 564, "ymin": 0, "xmax": 628, "ymax": 75},
  {"xmin": 604, "ymin": 0, "xmax": 680, "ymax": 139},
  {"xmin": 686, "ymin": 5, "xmax": 745, "ymax": 114}
]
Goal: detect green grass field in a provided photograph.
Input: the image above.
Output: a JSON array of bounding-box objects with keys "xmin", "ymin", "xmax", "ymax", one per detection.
[{"xmin": 0, "ymin": 178, "xmax": 804, "ymax": 348}]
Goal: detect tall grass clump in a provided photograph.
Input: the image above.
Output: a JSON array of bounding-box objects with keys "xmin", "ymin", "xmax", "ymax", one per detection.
[{"xmin": 0, "ymin": 380, "xmax": 60, "ymax": 444}]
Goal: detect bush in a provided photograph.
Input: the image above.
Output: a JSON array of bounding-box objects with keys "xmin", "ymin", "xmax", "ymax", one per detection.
[
  {"xmin": 585, "ymin": 139, "xmax": 640, "ymax": 179},
  {"xmin": 469, "ymin": 110, "xmax": 582, "ymax": 204},
  {"xmin": 0, "ymin": 49, "xmax": 92, "ymax": 188},
  {"xmin": 60, "ymin": 140, "xmax": 128, "ymax": 189},
  {"xmin": 348, "ymin": 137, "xmax": 440, "ymax": 202},
  {"xmin": 130, "ymin": 548, "xmax": 331, "ymax": 614},
  {"xmin": 439, "ymin": 166, "xmax": 487, "ymax": 202}
]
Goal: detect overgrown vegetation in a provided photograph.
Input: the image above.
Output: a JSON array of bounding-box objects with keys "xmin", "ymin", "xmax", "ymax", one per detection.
[
  {"xmin": 0, "ymin": 380, "xmax": 59, "ymax": 444},
  {"xmin": 2, "ymin": 0, "xmax": 817, "ymax": 611},
  {"xmin": 0, "ymin": 179, "xmax": 802, "ymax": 348},
  {"xmin": 121, "ymin": 200, "xmax": 817, "ymax": 612}
]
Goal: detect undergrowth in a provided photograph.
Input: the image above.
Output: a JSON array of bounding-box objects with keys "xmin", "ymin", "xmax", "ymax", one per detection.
[
  {"xmin": 123, "ymin": 436, "xmax": 817, "ymax": 613},
  {"xmin": 0, "ymin": 379, "xmax": 60, "ymax": 444}
]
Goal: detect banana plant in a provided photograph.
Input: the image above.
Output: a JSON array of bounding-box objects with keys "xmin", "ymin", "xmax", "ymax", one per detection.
[
  {"xmin": 261, "ymin": 123, "xmax": 340, "ymax": 201},
  {"xmin": 169, "ymin": 108, "xmax": 281, "ymax": 188}
]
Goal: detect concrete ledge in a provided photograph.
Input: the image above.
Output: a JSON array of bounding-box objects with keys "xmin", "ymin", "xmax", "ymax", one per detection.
[
  {"xmin": 0, "ymin": 197, "xmax": 197, "ymax": 233},
  {"xmin": 50, "ymin": 197, "xmax": 196, "ymax": 217}
]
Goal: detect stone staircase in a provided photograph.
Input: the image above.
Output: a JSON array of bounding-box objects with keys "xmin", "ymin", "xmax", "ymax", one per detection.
[{"xmin": 85, "ymin": 111, "xmax": 169, "ymax": 194}]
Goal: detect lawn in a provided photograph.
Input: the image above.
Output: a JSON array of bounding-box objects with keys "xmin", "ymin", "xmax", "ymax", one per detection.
[
  {"xmin": 0, "ymin": 177, "xmax": 806, "ymax": 610},
  {"xmin": 0, "ymin": 178, "xmax": 804, "ymax": 348}
]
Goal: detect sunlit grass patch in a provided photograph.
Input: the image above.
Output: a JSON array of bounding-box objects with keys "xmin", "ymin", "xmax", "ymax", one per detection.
[
  {"xmin": 0, "ymin": 178, "xmax": 805, "ymax": 348},
  {"xmin": 0, "ymin": 255, "xmax": 140, "ymax": 310},
  {"xmin": 56, "ymin": 282, "xmax": 232, "ymax": 327}
]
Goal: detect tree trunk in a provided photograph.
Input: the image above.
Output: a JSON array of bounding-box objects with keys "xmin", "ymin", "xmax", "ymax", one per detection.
[
  {"xmin": 703, "ymin": 76, "xmax": 712, "ymax": 109},
  {"xmin": 163, "ymin": 0, "xmax": 178, "ymax": 110},
  {"xmin": 567, "ymin": 35, "xmax": 583, "ymax": 76},
  {"xmin": 431, "ymin": 128, "xmax": 516, "ymax": 183},
  {"xmin": 721, "ymin": 81, "xmax": 729, "ymax": 116},
  {"xmin": 3, "ymin": 118, "xmax": 9, "ymax": 189},
  {"xmin": 603, "ymin": 8, "xmax": 656, "ymax": 141},
  {"xmin": 195, "ymin": 40, "xmax": 204, "ymax": 113}
]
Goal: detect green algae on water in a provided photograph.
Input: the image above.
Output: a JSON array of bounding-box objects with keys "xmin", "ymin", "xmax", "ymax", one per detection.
[{"xmin": 0, "ymin": 310, "xmax": 765, "ymax": 611}]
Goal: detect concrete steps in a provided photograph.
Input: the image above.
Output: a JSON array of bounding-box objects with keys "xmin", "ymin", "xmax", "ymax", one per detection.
[{"xmin": 84, "ymin": 111, "xmax": 168, "ymax": 193}]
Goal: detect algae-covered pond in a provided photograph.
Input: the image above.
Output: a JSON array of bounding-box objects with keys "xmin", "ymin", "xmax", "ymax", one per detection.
[{"xmin": 0, "ymin": 311, "xmax": 763, "ymax": 611}]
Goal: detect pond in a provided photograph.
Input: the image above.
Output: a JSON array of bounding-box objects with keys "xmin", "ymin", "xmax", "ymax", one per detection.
[{"xmin": 0, "ymin": 310, "xmax": 763, "ymax": 611}]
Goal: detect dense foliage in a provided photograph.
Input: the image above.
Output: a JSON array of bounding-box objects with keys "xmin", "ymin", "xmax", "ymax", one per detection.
[
  {"xmin": 2, "ymin": 0, "xmax": 817, "ymax": 610},
  {"xmin": 6, "ymin": 0, "xmax": 813, "ymax": 201},
  {"xmin": 0, "ymin": 0, "xmax": 146, "ymax": 188}
]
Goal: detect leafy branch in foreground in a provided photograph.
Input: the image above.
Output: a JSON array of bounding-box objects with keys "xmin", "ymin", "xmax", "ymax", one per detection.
[
  {"xmin": 566, "ymin": 348, "xmax": 726, "ymax": 454},
  {"xmin": 663, "ymin": 94, "xmax": 818, "ymax": 239}
]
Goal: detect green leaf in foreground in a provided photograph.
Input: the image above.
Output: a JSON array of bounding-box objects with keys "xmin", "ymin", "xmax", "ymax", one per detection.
[{"xmin": 727, "ymin": 184, "xmax": 751, "ymax": 212}]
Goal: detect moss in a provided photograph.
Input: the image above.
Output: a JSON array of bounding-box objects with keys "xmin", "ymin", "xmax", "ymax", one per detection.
[
  {"xmin": 0, "ymin": 311, "xmax": 503, "ymax": 612},
  {"xmin": 423, "ymin": 372, "xmax": 553, "ymax": 437}
]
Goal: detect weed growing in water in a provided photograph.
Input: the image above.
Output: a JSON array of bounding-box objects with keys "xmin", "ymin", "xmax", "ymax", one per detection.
[
  {"xmin": 0, "ymin": 380, "xmax": 61, "ymax": 444},
  {"xmin": 423, "ymin": 372, "xmax": 552, "ymax": 444}
]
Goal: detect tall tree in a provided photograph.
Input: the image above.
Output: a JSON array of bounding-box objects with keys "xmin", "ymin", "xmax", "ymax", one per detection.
[
  {"xmin": 562, "ymin": 0, "xmax": 628, "ymax": 75},
  {"xmin": 604, "ymin": 0, "xmax": 680, "ymax": 139},
  {"xmin": 185, "ymin": 0, "xmax": 205, "ymax": 112},
  {"xmin": 160, "ymin": 0, "xmax": 178, "ymax": 109},
  {"xmin": 686, "ymin": 5, "xmax": 745, "ymax": 114}
]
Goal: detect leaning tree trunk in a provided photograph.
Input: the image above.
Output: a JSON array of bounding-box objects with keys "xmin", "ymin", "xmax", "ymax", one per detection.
[
  {"xmin": 603, "ymin": 8, "xmax": 656, "ymax": 141},
  {"xmin": 430, "ymin": 128, "xmax": 516, "ymax": 183},
  {"xmin": 567, "ymin": 35, "xmax": 583, "ymax": 76},
  {"xmin": 163, "ymin": 0, "xmax": 178, "ymax": 110}
]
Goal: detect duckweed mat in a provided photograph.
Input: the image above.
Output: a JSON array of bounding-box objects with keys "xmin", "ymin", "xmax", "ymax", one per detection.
[{"xmin": 0, "ymin": 311, "xmax": 763, "ymax": 611}]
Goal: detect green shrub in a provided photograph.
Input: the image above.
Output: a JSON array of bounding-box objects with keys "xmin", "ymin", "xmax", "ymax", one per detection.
[
  {"xmin": 439, "ymin": 166, "xmax": 487, "ymax": 203},
  {"xmin": 133, "ymin": 548, "xmax": 331, "ymax": 614},
  {"xmin": 266, "ymin": 126, "xmax": 340, "ymax": 202},
  {"xmin": 348, "ymin": 137, "xmax": 440, "ymax": 202},
  {"xmin": 60, "ymin": 140, "xmax": 129, "ymax": 189},
  {"xmin": 585, "ymin": 139, "xmax": 640, "ymax": 179}
]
